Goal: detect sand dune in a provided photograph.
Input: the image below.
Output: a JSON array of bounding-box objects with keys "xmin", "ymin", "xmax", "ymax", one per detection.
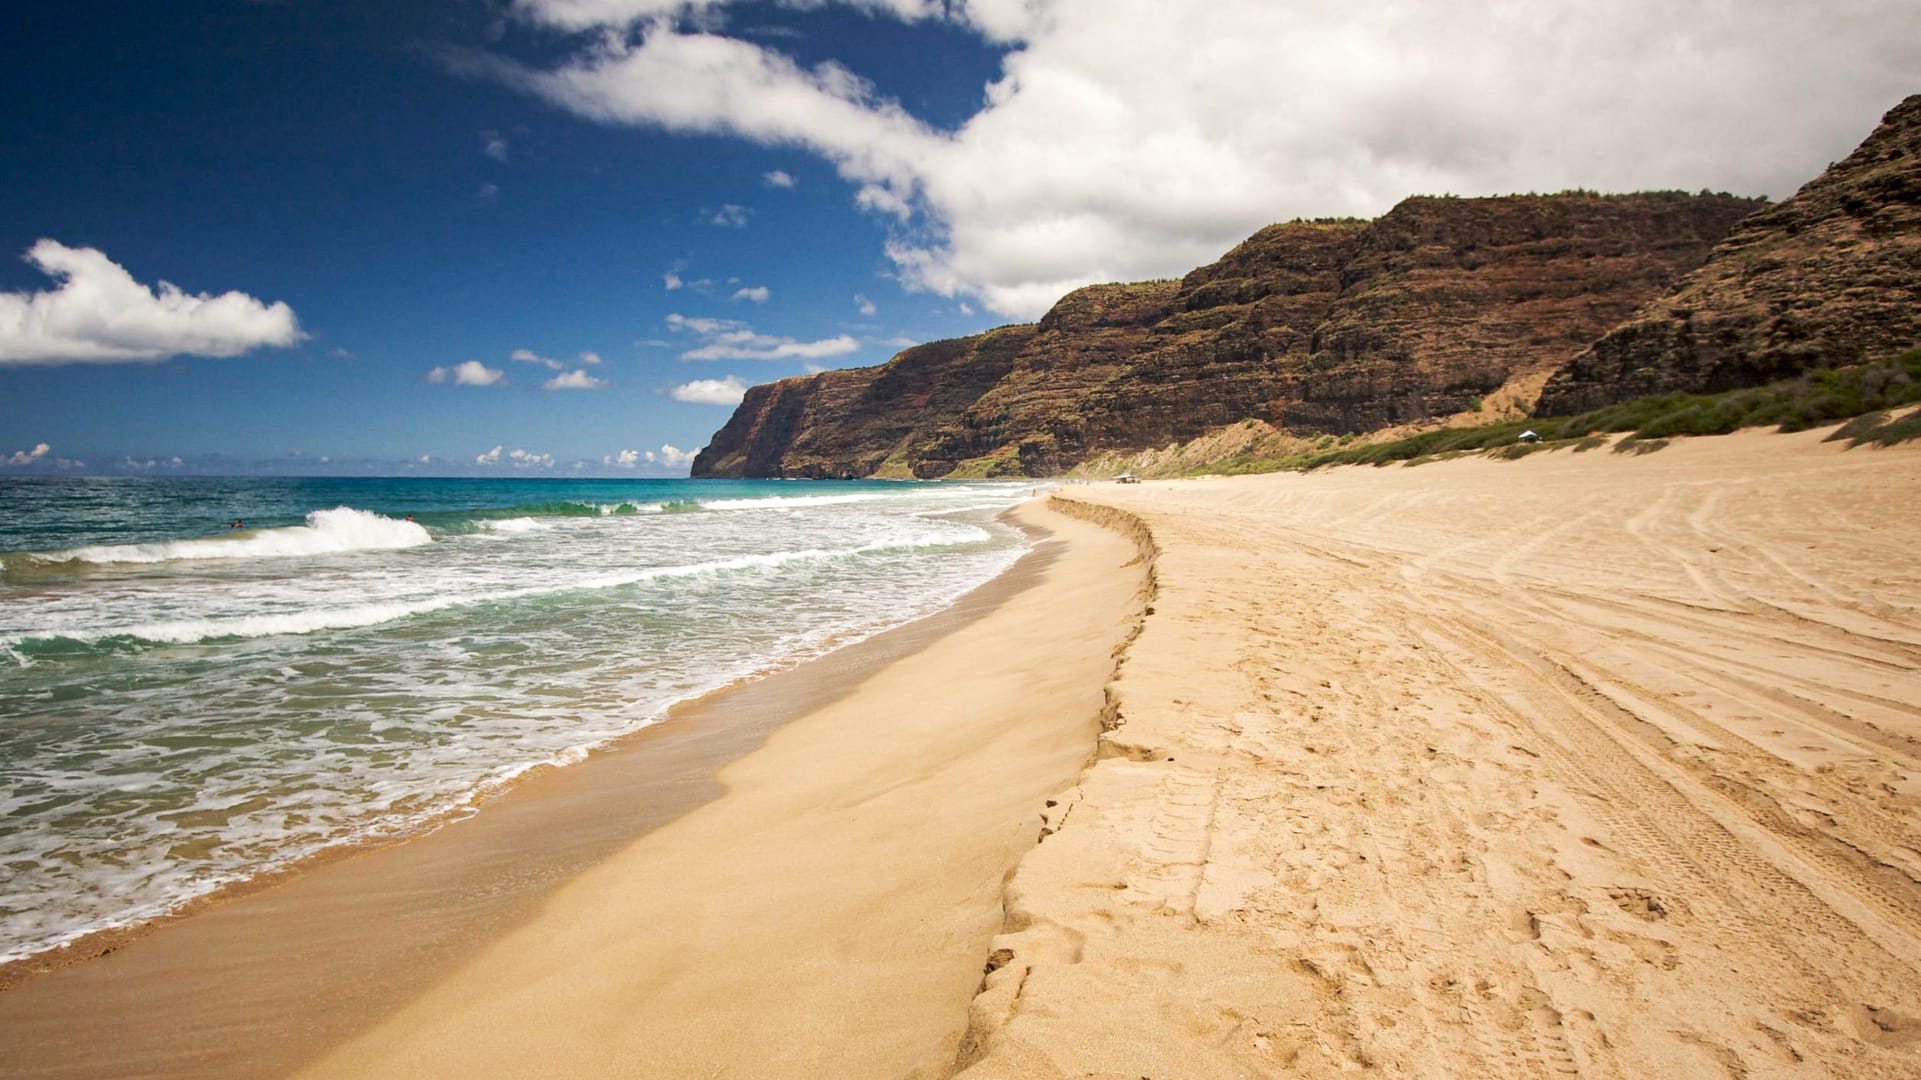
[{"xmin": 961, "ymin": 428, "xmax": 1921, "ymax": 1078}]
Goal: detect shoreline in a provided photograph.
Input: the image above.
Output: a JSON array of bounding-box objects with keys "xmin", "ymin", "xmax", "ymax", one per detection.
[
  {"xmin": 0, "ymin": 507, "xmax": 1030, "ymax": 991},
  {"xmin": 0, "ymin": 499, "xmax": 1150, "ymax": 1079}
]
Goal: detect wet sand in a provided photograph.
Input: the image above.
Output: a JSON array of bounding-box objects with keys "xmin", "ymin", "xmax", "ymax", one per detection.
[{"xmin": 0, "ymin": 502, "xmax": 1149, "ymax": 1079}]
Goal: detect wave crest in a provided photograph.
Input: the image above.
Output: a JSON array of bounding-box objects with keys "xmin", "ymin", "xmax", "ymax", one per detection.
[{"xmin": 33, "ymin": 508, "xmax": 431, "ymax": 566}]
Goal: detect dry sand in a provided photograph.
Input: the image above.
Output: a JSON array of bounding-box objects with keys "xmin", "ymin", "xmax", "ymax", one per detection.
[{"xmin": 958, "ymin": 427, "xmax": 1921, "ymax": 1078}]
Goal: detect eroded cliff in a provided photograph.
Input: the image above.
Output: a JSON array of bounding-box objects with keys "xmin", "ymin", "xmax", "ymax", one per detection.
[
  {"xmin": 693, "ymin": 191, "xmax": 1763, "ymax": 478},
  {"xmin": 1537, "ymin": 95, "xmax": 1921, "ymax": 415}
]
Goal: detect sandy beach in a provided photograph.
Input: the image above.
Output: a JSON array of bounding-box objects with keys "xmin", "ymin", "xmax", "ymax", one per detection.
[
  {"xmin": 961, "ymin": 427, "xmax": 1921, "ymax": 1078},
  {"xmin": 0, "ymin": 501, "xmax": 1148, "ymax": 1078},
  {"xmin": 5, "ymin": 428, "xmax": 1920, "ymax": 1078}
]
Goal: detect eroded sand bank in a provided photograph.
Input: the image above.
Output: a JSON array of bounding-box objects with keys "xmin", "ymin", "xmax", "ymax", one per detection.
[{"xmin": 959, "ymin": 428, "xmax": 1921, "ymax": 1078}]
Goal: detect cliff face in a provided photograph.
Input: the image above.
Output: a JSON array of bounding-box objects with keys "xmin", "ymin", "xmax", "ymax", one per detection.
[
  {"xmin": 691, "ymin": 327, "xmax": 1034, "ymax": 479},
  {"xmin": 693, "ymin": 191, "xmax": 1763, "ymax": 478},
  {"xmin": 1538, "ymin": 95, "xmax": 1921, "ymax": 415}
]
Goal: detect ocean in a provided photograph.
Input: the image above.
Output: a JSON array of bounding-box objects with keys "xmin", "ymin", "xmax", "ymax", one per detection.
[{"xmin": 0, "ymin": 475, "xmax": 1037, "ymax": 965}]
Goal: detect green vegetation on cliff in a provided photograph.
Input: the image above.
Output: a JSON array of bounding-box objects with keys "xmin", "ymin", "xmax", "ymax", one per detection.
[{"xmin": 1157, "ymin": 349, "xmax": 1921, "ymax": 476}]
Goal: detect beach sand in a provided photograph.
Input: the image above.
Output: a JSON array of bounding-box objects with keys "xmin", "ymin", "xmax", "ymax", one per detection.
[
  {"xmin": 0, "ymin": 501, "xmax": 1148, "ymax": 1079},
  {"xmin": 288, "ymin": 501, "xmax": 1149, "ymax": 1079},
  {"xmin": 958, "ymin": 427, "xmax": 1921, "ymax": 1078},
  {"xmin": 7, "ymin": 429, "xmax": 1921, "ymax": 1079}
]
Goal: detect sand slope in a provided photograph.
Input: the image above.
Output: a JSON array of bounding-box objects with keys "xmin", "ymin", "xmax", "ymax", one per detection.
[{"xmin": 961, "ymin": 429, "xmax": 1921, "ymax": 1078}]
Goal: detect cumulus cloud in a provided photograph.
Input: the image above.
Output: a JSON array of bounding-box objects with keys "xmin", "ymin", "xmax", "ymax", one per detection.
[
  {"xmin": 478, "ymin": 444, "xmax": 555, "ymax": 467},
  {"xmin": 664, "ymin": 313, "xmax": 859, "ymax": 362},
  {"xmin": 476, "ymin": 0, "xmax": 1917, "ymax": 319},
  {"xmin": 732, "ymin": 285, "xmax": 769, "ymax": 303},
  {"xmin": 481, "ymin": 130, "xmax": 510, "ymax": 161},
  {"xmin": 5, "ymin": 442, "xmax": 51, "ymax": 466},
  {"xmin": 672, "ymin": 374, "xmax": 749, "ymax": 404},
  {"xmin": 664, "ymin": 271, "xmax": 684, "ymax": 290},
  {"xmin": 709, "ymin": 203, "xmax": 752, "ymax": 228},
  {"xmin": 512, "ymin": 347, "xmax": 603, "ymax": 371},
  {"xmin": 854, "ymin": 293, "xmax": 877, "ymax": 316},
  {"xmin": 544, "ymin": 368, "xmax": 607, "ymax": 390},
  {"xmin": 605, "ymin": 448, "xmax": 643, "ymax": 467},
  {"xmin": 0, "ymin": 240, "xmax": 303, "ymax": 365},
  {"xmin": 649, "ymin": 443, "xmax": 695, "ymax": 468},
  {"xmin": 763, "ymin": 169, "xmax": 797, "ymax": 188},
  {"xmin": 427, "ymin": 360, "xmax": 506, "ymax": 385}
]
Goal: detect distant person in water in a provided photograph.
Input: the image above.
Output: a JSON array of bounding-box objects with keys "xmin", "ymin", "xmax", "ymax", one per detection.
[{"xmin": 229, "ymin": 518, "xmax": 244, "ymax": 530}]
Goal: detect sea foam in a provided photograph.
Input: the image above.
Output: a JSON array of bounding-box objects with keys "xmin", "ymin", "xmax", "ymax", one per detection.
[{"xmin": 36, "ymin": 507, "xmax": 430, "ymax": 566}]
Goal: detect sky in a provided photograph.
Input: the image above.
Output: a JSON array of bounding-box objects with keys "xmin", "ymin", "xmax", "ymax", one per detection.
[{"xmin": 0, "ymin": 0, "xmax": 1914, "ymax": 477}]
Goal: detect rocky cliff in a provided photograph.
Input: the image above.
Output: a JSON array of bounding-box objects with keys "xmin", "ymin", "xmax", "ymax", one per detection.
[
  {"xmin": 693, "ymin": 191, "xmax": 1763, "ymax": 478},
  {"xmin": 1537, "ymin": 95, "xmax": 1921, "ymax": 415}
]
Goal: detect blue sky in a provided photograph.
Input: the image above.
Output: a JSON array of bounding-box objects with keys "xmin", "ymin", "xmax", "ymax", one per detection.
[{"xmin": 2, "ymin": 0, "xmax": 1913, "ymax": 476}]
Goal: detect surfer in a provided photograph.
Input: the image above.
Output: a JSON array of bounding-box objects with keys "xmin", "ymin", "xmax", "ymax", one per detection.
[{"xmin": 229, "ymin": 518, "xmax": 244, "ymax": 530}]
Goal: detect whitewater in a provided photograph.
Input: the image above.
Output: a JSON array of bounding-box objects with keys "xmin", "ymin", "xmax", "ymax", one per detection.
[{"xmin": 0, "ymin": 475, "xmax": 1038, "ymax": 965}]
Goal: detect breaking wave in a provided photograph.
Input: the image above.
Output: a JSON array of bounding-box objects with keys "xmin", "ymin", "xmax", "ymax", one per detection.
[{"xmin": 26, "ymin": 508, "xmax": 430, "ymax": 566}]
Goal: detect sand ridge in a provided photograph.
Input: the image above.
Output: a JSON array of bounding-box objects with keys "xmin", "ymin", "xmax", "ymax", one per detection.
[{"xmin": 959, "ymin": 428, "xmax": 1921, "ymax": 1078}]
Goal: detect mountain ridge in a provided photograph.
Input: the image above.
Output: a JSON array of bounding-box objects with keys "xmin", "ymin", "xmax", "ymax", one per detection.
[{"xmin": 693, "ymin": 190, "xmax": 1761, "ymax": 478}]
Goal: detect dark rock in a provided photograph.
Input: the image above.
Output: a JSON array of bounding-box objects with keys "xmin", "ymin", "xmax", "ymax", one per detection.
[
  {"xmin": 692, "ymin": 191, "xmax": 1764, "ymax": 478},
  {"xmin": 1537, "ymin": 95, "xmax": 1921, "ymax": 415}
]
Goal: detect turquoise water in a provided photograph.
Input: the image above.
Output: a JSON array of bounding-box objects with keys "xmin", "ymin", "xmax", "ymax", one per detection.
[{"xmin": 0, "ymin": 476, "xmax": 1037, "ymax": 963}]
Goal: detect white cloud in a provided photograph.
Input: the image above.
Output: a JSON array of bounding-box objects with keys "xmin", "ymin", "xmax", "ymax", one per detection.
[
  {"xmin": 544, "ymin": 368, "xmax": 608, "ymax": 390},
  {"xmin": 481, "ymin": 130, "xmax": 510, "ymax": 161},
  {"xmin": 5, "ymin": 442, "xmax": 50, "ymax": 466},
  {"xmin": 649, "ymin": 443, "xmax": 695, "ymax": 468},
  {"xmin": 854, "ymin": 293, "xmax": 877, "ymax": 316},
  {"xmin": 664, "ymin": 271, "xmax": 684, "ymax": 290},
  {"xmin": 427, "ymin": 360, "xmax": 506, "ymax": 385},
  {"xmin": 121, "ymin": 454, "xmax": 185, "ymax": 470},
  {"xmin": 665, "ymin": 313, "xmax": 732, "ymax": 335},
  {"xmin": 732, "ymin": 285, "xmax": 770, "ymax": 303},
  {"xmin": 479, "ymin": 444, "xmax": 555, "ymax": 467},
  {"xmin": 763, "ymin": 169, "xmax": 797, "ymax": 188},
  {"xmin": 605, "ymin": 448, "xmax": 643, "ymax": 467},
  {"xmin": 709, "ymin": 203, "xmax": 752, "ymax": 228},
  {"xmin": 672, "ymin": 374, "xmax": 750, "ymax": 405},
  {"xmin": 479, "ymin": 1, "xmax": 1917, "ymax": 319},
  {"xmin": 578, "ymin": 350, "xmax": 603, "ymax": 365},
  {"xmin": 0, "ymin": 240, "xmax": 303, "ymax": 365},
  {"xmin": 511, "ymin": 0, "xmax": 946, "ymax": 31},
  {"xmin": 665, "ymin": 313, "xmax": 861, "ymax": 362},
  {"xmin": 475, "ymin": 182, "xmax": 500, "ymax": 203}
]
